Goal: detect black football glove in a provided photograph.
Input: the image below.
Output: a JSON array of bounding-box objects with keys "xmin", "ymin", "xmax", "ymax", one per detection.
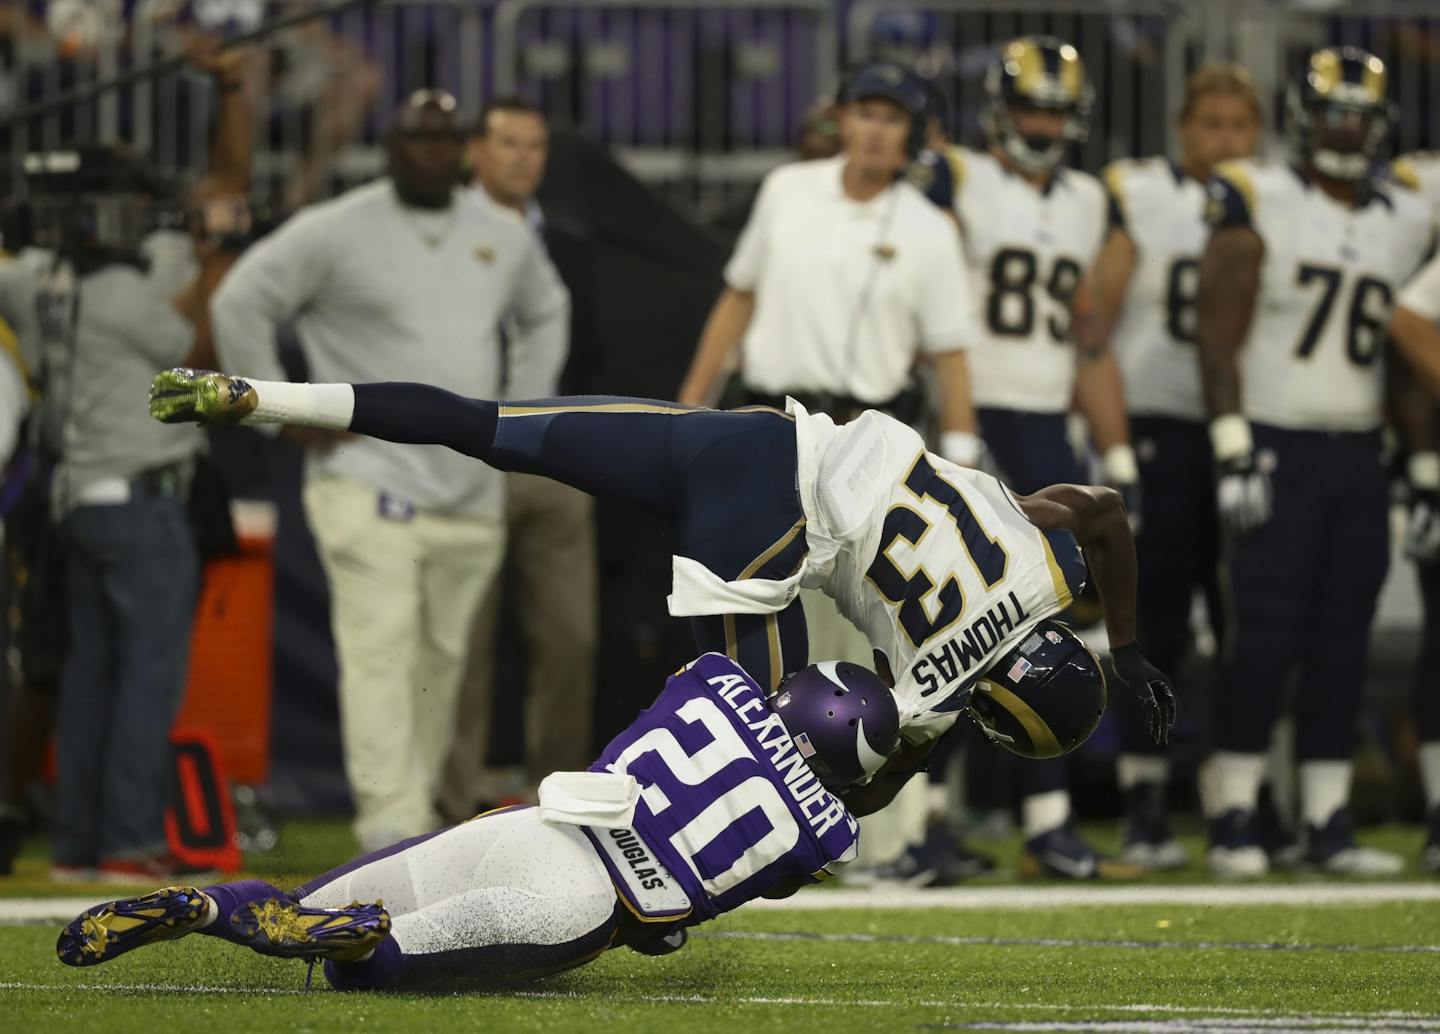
[{"xmin": 1110, "ymin": 643, "xmax": 1176, "ymax": 745}]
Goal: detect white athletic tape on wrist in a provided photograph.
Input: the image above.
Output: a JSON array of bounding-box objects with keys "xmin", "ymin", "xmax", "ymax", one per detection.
[
  {"xmin": 1208, "ymin": 414, "xmax": 1253, "ymax": 462},
  {"xmin": 1410, "ymin": 452, "xmax": 1440, "ymax": 491},
  {"xmin": 940, "ymin": 431, "xmax": 982, "ymax": 467},
  {"xmin": 243, "ymin": 380, "xmax": 356, "ymax": 430},
  {"xmin": 1101, "ymin": 444, "xmax": 1139, "ymax": 485}
]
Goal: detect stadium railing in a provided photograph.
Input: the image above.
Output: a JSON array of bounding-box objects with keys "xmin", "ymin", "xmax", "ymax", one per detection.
[{"xmin": 5, "ymin": 1, "xmax": 1440, "ymax": 222}]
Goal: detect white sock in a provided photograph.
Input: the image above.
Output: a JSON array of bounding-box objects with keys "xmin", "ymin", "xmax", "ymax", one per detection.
[
  {"xmin": 200, "ymin": 892, "xmax": 219, "ymax": 927},
  {"xmin": 243, "ymin": 380, "xmax": 356, "ymax": 429},
  {"xmin": 1117, "ymin": 754, "xmax": 1169, "ymax": 791},
  {"xmin": 1022, "ymin": 790, "xmax": 1070, "ymax": 838},
  {"xmin": 1419, "ymin": 742, "xmax": 1440, "ymax": 809},
  {"xmin": 1212, "ymin": 752, "xmax": 1265, "ymax": 814},
  {"xmin": 1299, "ymin": 760, "xmax": 1352, "ymax": 829}
]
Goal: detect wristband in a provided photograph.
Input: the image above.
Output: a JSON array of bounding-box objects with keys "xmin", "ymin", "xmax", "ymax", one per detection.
[
  {"xmin": 1101, "ymin": 443, "xmax": 1139, "ymax": 485},
  {"xmin": 940, "ymin": 430, "xmax": 982, "ymax": 467},
  {"xmin": 1410, "ymin": 452, "xmax": 1440, "ymax": 491},
  {"xmin": 1208, "ymin": 413, "xmax": 1253, "ymax": 462}
]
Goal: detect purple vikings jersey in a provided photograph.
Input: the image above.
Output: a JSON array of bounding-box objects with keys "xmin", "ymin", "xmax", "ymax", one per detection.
[{"xmin": 585, "ymin": 653, "xmax": 860, "ymax": 923}]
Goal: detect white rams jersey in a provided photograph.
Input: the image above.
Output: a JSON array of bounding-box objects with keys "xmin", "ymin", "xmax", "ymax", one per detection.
[
  {"xmin": 1103, "ymin": 157, "xmax": 1210, "ymax": 421},
  {"xmin": 938, "ymin": 146, "xmax": 1107, "ymax": 413},
  {"xmin": 791, "ymin": 401, "xmax": 1087, "ymax": 743},
  {"xmin": 1207, "ymin": 160, "xmax": 1435, "ymax": 431}
]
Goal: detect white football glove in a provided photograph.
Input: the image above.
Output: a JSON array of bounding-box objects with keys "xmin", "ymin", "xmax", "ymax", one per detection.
[
  {"xmin": 1210, "ymin": 414, "xmax": 1272, "ymax": 537},
  {"xmin": 1405, "ymin": 452, "xmax": 1440, "ymax": 565}
]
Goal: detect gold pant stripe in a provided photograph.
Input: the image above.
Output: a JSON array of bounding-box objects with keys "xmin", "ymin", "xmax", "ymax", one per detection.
[
  {"xmin": 738, "ymin": 517, "xmax": 807, "ymax": 580},
  {"xmin": 499, "ymin": 402, "xmax": 700, "ymax": 418},
  {"xmin": 765, "ymin": 612, "xmax": 782, "ymax": 694}
]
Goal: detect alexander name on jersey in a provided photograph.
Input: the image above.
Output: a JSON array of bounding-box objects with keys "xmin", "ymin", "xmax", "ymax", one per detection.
[{"xmin": 703, "ymin": 665, "xmax": 856, "ymax": 839}]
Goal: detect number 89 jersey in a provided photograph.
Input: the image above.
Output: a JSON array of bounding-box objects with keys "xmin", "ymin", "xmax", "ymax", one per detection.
[
  {"xmin": 932, "ymin": 145, "xmax": 1107, "ymax": 413},
  {"xmin": 1206, "ymin": 159, "xmax": 1434, "ymax": 431},
  {"xmin": 589, "ymin": 653, "xmax": 859, "ymax": 923}
]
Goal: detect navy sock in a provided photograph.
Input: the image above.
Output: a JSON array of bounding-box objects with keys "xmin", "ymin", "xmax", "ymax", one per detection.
[
  {"xmin": 324, "ymin": 933, "xmax": 404, "ymax": 990},
  {"xmin": 199, "ymin": 879, "xmax": 288, "ymax": 946},
  {"xmin": 349, "ymin": 383, "xmax": 498, "ymax": 461}
]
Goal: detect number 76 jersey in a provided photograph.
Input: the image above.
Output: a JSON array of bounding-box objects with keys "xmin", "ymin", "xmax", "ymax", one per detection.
[{"xmin": 1206, "ymin": 159, "xmax": 1434, "ymax": 431}]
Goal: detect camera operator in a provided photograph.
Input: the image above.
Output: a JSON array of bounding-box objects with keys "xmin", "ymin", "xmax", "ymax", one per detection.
[{"xmin": 29, "ymin": 41, "xmax": 253, "ymax": 881}]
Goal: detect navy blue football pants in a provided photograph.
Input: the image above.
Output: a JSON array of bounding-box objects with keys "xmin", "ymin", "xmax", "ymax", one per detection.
[
  {"xmin": 349, "ymin": 387, "xmax": 810, "ymax": 693},
  {"xmin": 1121, "ymin": 415, "xmax": 1223, "ymax": 758},
  {"xmin": 1215, "ymin": 425, "xmax": 1388, "ymax": 760},
  {"xmin": 1413, "ymin": 561, "xmax": 1440, "ymax": 743},
  {"xmin": 975, "ymin": 407, "xmax": 1086, "ymax": 800}
]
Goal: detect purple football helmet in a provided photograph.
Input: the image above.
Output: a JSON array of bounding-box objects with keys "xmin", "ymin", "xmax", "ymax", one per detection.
[{"xmin": 771, "ymin": 661, "xmax": 900, "ymax": 789}]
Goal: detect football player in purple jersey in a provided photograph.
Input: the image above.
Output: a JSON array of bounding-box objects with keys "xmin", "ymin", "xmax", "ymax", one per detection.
[{"xmin": 57, "ymin": 656, "xmax": 894, "ymax": 991}]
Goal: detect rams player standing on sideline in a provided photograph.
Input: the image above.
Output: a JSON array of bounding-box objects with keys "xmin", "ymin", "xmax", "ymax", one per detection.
[
  {"xmin": 1197, "ymin": 47, "xmax": 1433, "ymax": 876},
  {"xmin": 1081, "ymin": 65, "xmax": 1263, "ymax": 870},
  {"xmin": 923, "ymin": 36, "xmax": 1141, "ymax": 880},
  {"xmin": 1378, "ymin": 152, "xmax": 1440, "ymax": 874}
]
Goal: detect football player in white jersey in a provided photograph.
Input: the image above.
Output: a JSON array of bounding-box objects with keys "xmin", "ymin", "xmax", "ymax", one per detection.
[
  {"xmin": 1080, "ymin": 65, "xmax": 1263, "ymax": 870},
  {"xmin": 921, "ymin": 36, "xmax": 1141, "ymax": 879},
  {"xmin": 149, "ymin": 370, "xmax": 1177, "ymax": 834},
  {"xmin": 1197, "ymin": 47, "xmax": 1434, "ymax": 877},
  {"xmin": 1380, "ymin": 155, "xmax": 1440, "ymax": 874}
]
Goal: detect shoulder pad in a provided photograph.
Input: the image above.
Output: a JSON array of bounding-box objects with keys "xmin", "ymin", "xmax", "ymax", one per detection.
[{"xmin": 1206, "ymin": 160, "xmax": 1259, "ymax": 230}]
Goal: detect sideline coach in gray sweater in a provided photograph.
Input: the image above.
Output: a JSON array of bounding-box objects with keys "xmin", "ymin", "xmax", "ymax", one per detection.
[{"xmin": 212, "ymin": 90, "xmax": 569, "ymax": 849}]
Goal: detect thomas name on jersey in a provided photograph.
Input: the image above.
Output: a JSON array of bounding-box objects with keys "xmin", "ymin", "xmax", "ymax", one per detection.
[
  {"xmin": 910, "ymin": 590, "xmax": 1033, "ymax": 700},
  {"xmin": 705, "ymin": 668, "xmax": 857, "ymax": 839}
]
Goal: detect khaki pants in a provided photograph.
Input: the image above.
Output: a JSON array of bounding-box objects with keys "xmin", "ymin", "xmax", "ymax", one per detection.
[
  {"xmin": 802, "ymin": 588, "xmax": 928, "ymax": 864},
  {"xmin": 304, "ymin": 476, "xmax": 505, "ymax": 852},
  {"xmin": 440, "ymin": 473, "xmax": 598, "ymax": 818}
]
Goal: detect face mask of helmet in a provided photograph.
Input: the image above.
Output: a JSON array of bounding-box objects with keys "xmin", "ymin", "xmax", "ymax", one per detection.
[
  {"xmin": 993, "ymin": 101, "xmax": 1077, "ymax": 173},
  {"xmin": 1286, "ymin": 67, "xmax": 1392, "ymax": 183}
]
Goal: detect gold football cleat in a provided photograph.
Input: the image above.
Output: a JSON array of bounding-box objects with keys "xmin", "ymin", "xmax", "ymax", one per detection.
[{"xmin": 149, "ymin": 368, "xmax": 259, "ymax": 425}]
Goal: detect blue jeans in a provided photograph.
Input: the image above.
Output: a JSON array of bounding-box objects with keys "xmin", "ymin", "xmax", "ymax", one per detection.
[{"xmin": 54, "ymin": 491, "xmax": 198, "ymax": 864}]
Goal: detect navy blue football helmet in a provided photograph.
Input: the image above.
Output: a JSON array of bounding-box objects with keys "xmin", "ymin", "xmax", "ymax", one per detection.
[
  {"xmin": 1287, "ymin": 46, "xmax": 1394, "ymax": 182},
  {"xmin": 772, "ymin": 661, "xmax": 900, "ymax": 789},
  {"xmin": 966, "ymin": 618, "xmax": 1106, "ymax": 759},
  {"xmin": 983, "ymin": 35, "xmax": 1092, "ymax": 174}
]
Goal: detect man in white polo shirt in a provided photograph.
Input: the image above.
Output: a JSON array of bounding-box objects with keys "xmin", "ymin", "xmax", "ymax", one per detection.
[
  {"xmin": 679, "ymin": 63, "xmax": 979, "ymax": 463},
  {"xmin": 211, "ymin": 90, "xmax": 570, "ymax": 851},
  {"xmin": 677, "ymin": 62, "xmax": 982, "ymax": 886}
]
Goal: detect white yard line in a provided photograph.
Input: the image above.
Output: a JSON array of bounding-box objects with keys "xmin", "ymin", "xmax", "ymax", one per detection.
[
  {"xmin": 5, "ymin": 882, "xmax": 1440, "ymax": 926},
  {"xmin": 0, "ymin": 979, "xmax": 1434, "ymax": 1024},
  {"xmin": 745, "ymin": 883, "xmax": 1440, "ymax": 910}
]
